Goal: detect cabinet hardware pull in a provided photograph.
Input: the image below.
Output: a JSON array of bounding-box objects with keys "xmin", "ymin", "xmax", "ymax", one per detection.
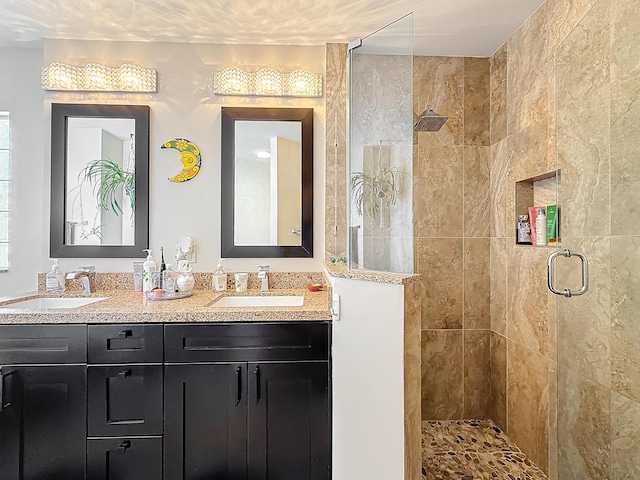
[
  {"xmin": 254, "ymin": 366, "xmax": 260, "ymax": 403},
  {"xmin": 118, "ymin": 369, "xmax": 131, "ymax": 378},
  {"xmin": 235, "ymin": 367, "xmax": 242, "ymax": 406},
  {"xmin": 118, "ymin": 330, "xmax": 132, "ymax": 339},
  {"xmin": 118, "ymin": 440, "xmax": 131, "ymax": 452},
  {"xmin": 0, "ymin": 366, "xmax": 6, "ymax": 412}
]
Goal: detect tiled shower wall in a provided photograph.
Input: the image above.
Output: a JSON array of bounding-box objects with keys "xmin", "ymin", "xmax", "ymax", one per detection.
[{"xmin": 415, "ymin": 57, "xmax": 492, "ymax": 421}]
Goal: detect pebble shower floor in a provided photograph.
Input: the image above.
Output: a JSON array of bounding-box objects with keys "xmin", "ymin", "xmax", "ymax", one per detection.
[{"xmin": 422, "ymin": 420, "xmax": 549, "ymax": 480}]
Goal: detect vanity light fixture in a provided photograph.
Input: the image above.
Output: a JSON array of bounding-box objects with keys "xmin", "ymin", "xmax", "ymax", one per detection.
[
  {"xmin": 42, "ymin": 63, "xmax": 157, "ymax": 92},
  {"xmin": 256, "ymin": 150, "xmax": 271, "ymax": 159},
  {"xmin": 213, "ymin": 67, "xmax": 322, "ymax": 97}
]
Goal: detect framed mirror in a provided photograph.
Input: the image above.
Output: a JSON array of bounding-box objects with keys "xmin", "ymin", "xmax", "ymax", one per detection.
[
  {"xmin": 221, "ymin": 107, "xmax": 313, "ymax": 258},
  {"xmin": 50, "ymin": 103, "xmax": 150, "ymax": 258}
]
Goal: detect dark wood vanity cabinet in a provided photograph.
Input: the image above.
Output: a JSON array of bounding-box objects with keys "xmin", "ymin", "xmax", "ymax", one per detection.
[
  {"xmin": 0, "ymin": 325, "xmax": 87, "ymax": 480},
  {"xmin": 163, "ymin": 323, "xmax": 331, "ymax": 480},
  {"xmin": 0, "ymin": 321, "xmax": 331, "ymax": 480}
]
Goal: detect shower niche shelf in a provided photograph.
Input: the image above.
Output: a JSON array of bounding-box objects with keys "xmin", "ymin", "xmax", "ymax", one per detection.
[{"xmin": 515, "ymin": 169, "xmax": 560, "ymax": 247}]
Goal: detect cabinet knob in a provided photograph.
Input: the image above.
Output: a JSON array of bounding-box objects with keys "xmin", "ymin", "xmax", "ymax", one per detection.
[
  {"xmin": 118, "ymin": 330, "xmax": 132, "ymax": 339},
  {"xmin": 118, "ymin": 440, "xmax": 131, "ymax": 452}
]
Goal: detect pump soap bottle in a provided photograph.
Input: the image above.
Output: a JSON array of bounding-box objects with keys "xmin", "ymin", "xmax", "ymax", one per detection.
[
  {"xmin": 46, "ymin": 259, "xmax": 65, "ymax": 293},
  {"xmin": 142, "ymin": 249, "xmax": 157, "ymax": 292},
  {"xmin": 212, "ymin": 260, "xmax": 227, "ymax": 292}
]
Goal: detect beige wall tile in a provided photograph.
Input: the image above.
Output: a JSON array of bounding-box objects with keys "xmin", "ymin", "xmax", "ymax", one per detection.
[
  {"xmin": 490, "ymin": 138, "xmax": 509, "ymax": 237},
  {"xmin": 415, "ymin": 238, "xmax": 463, "ymax": 329},
  {"xmin": 611, "ymin": 391, "xmax": 640, "ymax": 479},
  {"xmin": 490, "ymin": 238, "xmax": 507, "ymax": 335},
  {"xmin": 507, "ymin": 243, "xmax": 550, "ymax": 356},
  {"xmin": 421, "ymin": 329, "xmax": 463, "ymax": 420},
  {"xmin": 324, "ymin": 43, "xmax": 348, "ymax": 259},
  {"xmin": 545, "ymin": 0, "xmax": 600, "ymax": 52},
  {"xmin": 414, "ymin": 145, "xmax": 464, "ymax": 237},
  {"xmin": 490, "ymin": 332, "xmax": 507, "ymax": 431},
  {"xmin": 548, "ymin": 360, "xmax": 558, "ymax": 480},
  {"xmin": 404, "ymin": 281, "xmax": 422, "ymax": 480},
  {"xmin": 464, "ymin": 57, "xmax": 490, "ymax": 146},
  {"xmin": 611, "ymin": 236, "xmax": 640, "ymax": 402},
  {"xmin": 463, "ymin": 238, "xmax": 490, "ymax": 329},
  {"xmin": 508, "ymin": 340, "xmax": 549, "ymax": 473},
  {"xmin": 414, "ymin": 56, "xmax": 464, "ymax": 147},
  {"xmin": 464, "ymin": 330, "xmax": 491, "ymax": 418},
  {"xmin": 557, "ymin": 366, "xmax": 611, "ymax": 480},
  {"xmin": 463, "ymin": 146, "xmax": 490, "ymax": 237},
  {"xmin": 557, "ymin": 236, "xmax": 611, "ymax": 387},
  {"xmin": 506, "ymin": 7, "xmax": 551, "ymax": 136},
  {"xmin": 490, "ymin": 43, "xmax": 508, "ymax": 145}
]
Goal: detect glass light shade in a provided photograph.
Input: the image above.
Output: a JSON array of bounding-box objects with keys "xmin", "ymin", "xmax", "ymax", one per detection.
[
  {"xmin": 254, "ymin": 68, "xmax": 284, "ymax": 96},
  {"xmin": 212, "ymin": 67, "xmax": 322, "ymax": 97},
  {"xmin": 286, "ymin": 69, "xmax": 322, "ymax": 97},
  {"xmin": 42, "ymin": 63, "xmax": 157, "ymax": 92},
  {"xmin": 213, "ymin": 67, "xmax": 251, "ymax": 95}
]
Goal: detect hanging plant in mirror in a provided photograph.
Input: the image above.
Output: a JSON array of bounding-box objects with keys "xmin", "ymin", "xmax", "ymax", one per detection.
[{"xmin": 350, "ymin": 166, "xmax": 401, "ymax": 220}]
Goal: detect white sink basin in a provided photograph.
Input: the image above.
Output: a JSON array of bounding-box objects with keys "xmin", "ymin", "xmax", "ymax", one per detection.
[
  {"xmin": 213, "ymin": 295, "xmax": 304, "ymax": 307},
  {"xmin": 0, "ymin": 297, "xmax": 108, "ymax": 311}
]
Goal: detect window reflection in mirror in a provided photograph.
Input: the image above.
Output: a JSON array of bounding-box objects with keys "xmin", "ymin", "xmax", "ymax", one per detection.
[
  {"xmin": 65, "ymin": 118, "xmax": 136, "ymax": 246},
  {"xmin": 234, "ymin": 120, "xmax": 302, "ymax": 247}
]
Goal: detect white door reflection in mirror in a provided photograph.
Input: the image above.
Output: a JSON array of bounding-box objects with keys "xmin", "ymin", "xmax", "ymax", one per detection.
[
  {"xmin": 234, "ymin": 120, "xmax": 302, "ymax": 246},
  {"xmin": 65, "ymin": 118, "xmax": 135, "ymax": 246}
]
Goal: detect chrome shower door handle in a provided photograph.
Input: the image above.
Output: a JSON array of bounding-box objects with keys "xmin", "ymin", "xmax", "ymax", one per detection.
[{"xmin": 547, "ymin": 249, "xmax": 589, "ymax": 297}]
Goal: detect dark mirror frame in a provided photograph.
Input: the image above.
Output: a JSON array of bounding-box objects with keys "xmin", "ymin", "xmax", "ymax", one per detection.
[
  {"xmin": 221, "ymin": 107, "xmax": 313, "ymax": 258},
  {"xmin": 50, "ymin": 103, "xmax": 150, "ymax": 258}
]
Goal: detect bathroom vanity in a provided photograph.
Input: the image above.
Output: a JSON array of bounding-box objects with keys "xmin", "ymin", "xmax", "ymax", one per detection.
[{"xmin": 0, "ymin": 290, "xmax": 331, "ymax": 480}]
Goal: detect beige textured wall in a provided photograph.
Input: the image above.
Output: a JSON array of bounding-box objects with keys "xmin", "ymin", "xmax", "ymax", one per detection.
[{"xmin": 415, "ymin": 57, "xmax": 492, "ymax": 421}]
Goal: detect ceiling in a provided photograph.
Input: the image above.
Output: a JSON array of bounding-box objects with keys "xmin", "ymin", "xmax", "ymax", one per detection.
[{"xmin": 0, "ymin": 0, "xmax": 545, "ymax": 57}]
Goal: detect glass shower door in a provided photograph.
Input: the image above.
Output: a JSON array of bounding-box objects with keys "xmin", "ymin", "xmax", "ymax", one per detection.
[
  {"xmin": 554, "ymin": 0, "xmax": 640, "ymax": 477},
  {"xmin": 348, "ymin": 13, "xmax": 414, "ymax": 274}
]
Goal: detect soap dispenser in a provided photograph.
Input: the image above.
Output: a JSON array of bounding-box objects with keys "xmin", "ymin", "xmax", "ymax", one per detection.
[
  {"xmin": 46, "ymin": 259, "xmax": 65, "ymax": 293},
  {"xmin": 212, "ymin": 260, "xmax": 227, "ymax": 292},
  {"xmin": 142, "ymin": 249, "xmax": 157, "ymax": 292}
]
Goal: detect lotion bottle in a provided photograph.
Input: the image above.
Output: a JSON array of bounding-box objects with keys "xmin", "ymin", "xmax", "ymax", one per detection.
[
  {"xmin": 46, "ymin": 259, "xmax": 65, "ymax": 293},
  {"xmin": 212, "ymin": 260, "xmax": 227, "ymax": 292},
  {"xmin": 535, "ymin": 208, "xmax": 547, "ymax": 246},
  {"xmin": 142, "ymin": 249, "xmax": 156, "ymax": 292}
]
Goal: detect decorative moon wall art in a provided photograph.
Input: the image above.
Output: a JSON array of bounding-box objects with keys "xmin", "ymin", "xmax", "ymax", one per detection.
[{"xmin": 161, "ymin": 138, "xmax": 202, "ymax": 182}]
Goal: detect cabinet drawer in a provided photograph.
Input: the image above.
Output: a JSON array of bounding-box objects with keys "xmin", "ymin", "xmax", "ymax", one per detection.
[
  {"xmin": 88, "ymin": 365, "xmax": 163, "ymax": 437},
  {"xmin": 87, "ymin": 437, "xmax": 163, "ymax": 480},
  {"xmin": 164, "ymin": 322, "xmax": 330, "ymax": 363},
  {"xmin": 0, "ymin": 324, "xmax": 87, "ymax": 364},
  {"xmin": 88, "ymin": 324, "xmax": 163, "ymax": 364}
]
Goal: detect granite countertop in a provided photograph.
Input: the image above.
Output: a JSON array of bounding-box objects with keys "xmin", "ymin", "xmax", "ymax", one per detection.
[{"xmin": 0, "ymin": 288, "xmax": 332, "ymax": 324}]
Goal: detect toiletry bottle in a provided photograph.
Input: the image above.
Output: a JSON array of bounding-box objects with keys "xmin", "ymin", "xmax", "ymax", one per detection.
[
  {"xmin": 159, "ymin": 246, "xmax": 166, "ymax": 288},
  {"xmin": 142, "ymin": 249, "xmax": 156, "ymax": 292},
  {"xmin": 536, "ymin": 208, "xmax": 547, "ymax": 246},
  {"xmin": 212, "ymin": 260, "xmax": 227, "ymax": 292},
  {"xmin": 517, "ymin": 214, "xmax": 532, "ymax": 245},
  {"xmin": 46, "ymin": 259, "xmax": 65, "ymax": 293}
]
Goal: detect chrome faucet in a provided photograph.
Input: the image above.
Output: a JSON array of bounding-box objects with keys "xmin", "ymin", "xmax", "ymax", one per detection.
[
  {"xmin": 257, "ymin": 265, "xmax": 270, "ymax": 292},
  {"xmin": 65, "ymin": 266, "xmax": 96, "ymax": 295}
]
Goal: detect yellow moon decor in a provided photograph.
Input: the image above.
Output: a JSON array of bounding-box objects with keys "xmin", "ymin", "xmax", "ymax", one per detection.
[{"xmin": 161, "ymin": 138, "xmax": 202, "ymax": 182}]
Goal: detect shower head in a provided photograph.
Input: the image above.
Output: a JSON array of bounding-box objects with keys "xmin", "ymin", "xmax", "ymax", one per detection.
[{"xmin": 414, "ymin": 109, "xmax": 448, "ymax": 132}]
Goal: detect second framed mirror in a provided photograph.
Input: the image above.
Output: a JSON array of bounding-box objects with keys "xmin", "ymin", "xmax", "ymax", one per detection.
[{"xmin": 221, "ymin": 107, "xmax": 313, "ymax": 258}]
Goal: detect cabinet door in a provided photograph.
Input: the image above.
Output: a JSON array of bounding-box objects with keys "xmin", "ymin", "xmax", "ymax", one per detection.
[
  {"xmin": 164, "ymin": 363, "xmax": 247, "ymax": 480},
  {"xmin": 87, "ymin": 437, "xmax": 163, "ymax": 480},
  {"xmin": 0, "ymin": 365, "xmax": 86, "ymax": 480},
  {"xmin": 88, "ymin": 365, "xmax": 163, "ymax": 437},
  {"xmin": 248, "ymin": 362, "xmax": 330, "ymax": 480}
]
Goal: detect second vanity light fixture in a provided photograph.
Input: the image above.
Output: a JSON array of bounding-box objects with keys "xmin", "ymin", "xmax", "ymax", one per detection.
[
  {"xmin": 42, "ymin": 62, "xmax": 157, "ymax": 92},
  {"xmin": 213, "ymin": 67, "xmax": 322, "ymax": 97}
]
